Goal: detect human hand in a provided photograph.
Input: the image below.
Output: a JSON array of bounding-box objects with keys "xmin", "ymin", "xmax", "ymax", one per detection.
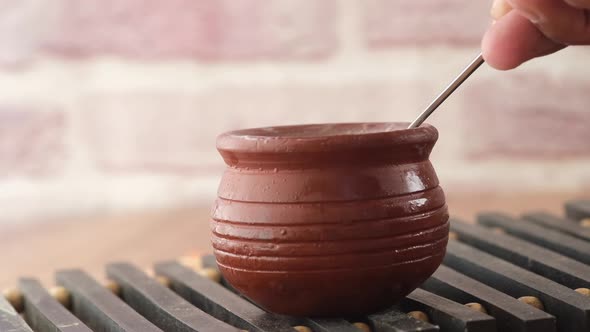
[{"xmin": 482, "ymin": 0, "xmax": 590, "ymax": 70}]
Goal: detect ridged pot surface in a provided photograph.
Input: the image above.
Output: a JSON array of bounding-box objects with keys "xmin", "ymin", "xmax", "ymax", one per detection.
[{"xmin": 211, "ymin": 122, "xmax": 449, "ymax": 316}]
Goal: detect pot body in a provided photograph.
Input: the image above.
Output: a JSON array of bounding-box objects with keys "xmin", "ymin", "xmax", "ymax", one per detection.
[{"xmin": 211, "ymin": 123, "xmax": 448, "ymax": 316}]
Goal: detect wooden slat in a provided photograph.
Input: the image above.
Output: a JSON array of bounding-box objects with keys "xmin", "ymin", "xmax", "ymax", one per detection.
[
  {"xmin": 402, "ymin": 288, "xmax": 496, "ymax": 332},
  {"xmin": 0, "ymin": 293, "xmax": 33, "ymax": 332},
  {"xmin": 522, "ymin": 212, "xmax": 590, "ymax": 242},
  {"xmin": 303, "ymin": 318, "xmax": 361, "ymax": 332},
  {"xmin": 154, "ymin": 261, "xmax": 299, "ymax": 332},
  {"xmin": 367, "ymin": 307, "xmax": 439, "ymax": 332},
  {"xmin": 56, "ymin": 269, "xmax": 162, "ymax": 332},
  {"xmin": 201, "ymin": 255, "xmax": 217, "ymax": 270},
  {"xmin": 19, "ymin": 278, "xmax": 92, "ymax": 332},
  {"xmin": 174, "ymin": 258, "xmax": 359, "ymax": 332},
  {"xmin": 565, "ymin": 200, "xmax": 590, "ymax": 221},
  {"xmin": 444, "ymin": 241, "xmax": 590, "ymax": 332},
  {"xmin": 478, "ymin": 212, "xmax": 590, "ymax": 265},
  {"xmin": 451, "ymin": 219, "xmax": 590, "ymax": 289},
  {"xmin": 423, "ymin": 265, "xmax": 555, "ymax": 332},
  {"xmin": 106, "ymin": 262, "xmax": 240, "ymax": 332}
]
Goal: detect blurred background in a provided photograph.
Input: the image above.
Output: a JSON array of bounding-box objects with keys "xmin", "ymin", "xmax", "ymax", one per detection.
[{"xmin": 1, "ymin": 0, "xmax": 589, "ymax": 286}]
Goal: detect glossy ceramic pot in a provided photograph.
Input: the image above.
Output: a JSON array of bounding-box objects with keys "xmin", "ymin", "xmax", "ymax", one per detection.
[{"xmin": 211, "ymin": 122, "xmax": 449, "ymax": 316}]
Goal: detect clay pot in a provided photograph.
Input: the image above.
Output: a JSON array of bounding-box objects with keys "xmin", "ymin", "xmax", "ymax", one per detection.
[{"xmin": 211, "ymin": 122, "xmax": 449, "ymax": 317}]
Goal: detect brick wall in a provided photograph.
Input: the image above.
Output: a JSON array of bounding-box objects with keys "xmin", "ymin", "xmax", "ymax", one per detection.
[{"xmin": 1, "ymin": 0, "xmax": 589, "ymax": 223}]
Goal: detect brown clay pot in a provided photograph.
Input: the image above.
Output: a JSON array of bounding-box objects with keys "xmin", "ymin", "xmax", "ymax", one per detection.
[{"xmin": 211, "ymin": 122, "xmax": 449, "ymax": 317}]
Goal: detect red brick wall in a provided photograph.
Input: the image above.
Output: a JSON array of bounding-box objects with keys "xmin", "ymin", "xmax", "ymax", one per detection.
[{"xmin": 0, "ymin": 0, "xmax": 589, "ymax": 222}]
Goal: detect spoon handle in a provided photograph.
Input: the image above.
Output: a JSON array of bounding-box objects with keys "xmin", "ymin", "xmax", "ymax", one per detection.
[{"xmin": 408, "ymin": 53, "xmax": 485, "ymax": 129}]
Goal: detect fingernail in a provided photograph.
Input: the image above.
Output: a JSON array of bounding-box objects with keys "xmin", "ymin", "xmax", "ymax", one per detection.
[
  {"xmin": 491, "ymin": 0, "xmax": 512, "ymax": 20},
  {"xmin": 504, "ymin": 0, "xmax": 542, "ymax": 23},
  {"xmin": 519, "ymin": 9, "xmax": 542, "ymax": 23}
]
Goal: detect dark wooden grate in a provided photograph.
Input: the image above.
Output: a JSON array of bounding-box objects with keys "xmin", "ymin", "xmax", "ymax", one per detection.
[{"xmin": 3, "ymin": 200, "xmax": 590, "ymax": 332}]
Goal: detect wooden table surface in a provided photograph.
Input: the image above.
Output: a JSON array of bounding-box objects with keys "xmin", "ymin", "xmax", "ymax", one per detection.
[{"xmin": 1, "ymin": 191, "xmax": 588, "ymax": 289}]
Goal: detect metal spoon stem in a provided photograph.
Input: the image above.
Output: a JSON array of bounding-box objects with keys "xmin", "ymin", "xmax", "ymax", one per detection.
[{"xmin": 408, "ymin": 53, "xmax": 485, "ymax": 129}]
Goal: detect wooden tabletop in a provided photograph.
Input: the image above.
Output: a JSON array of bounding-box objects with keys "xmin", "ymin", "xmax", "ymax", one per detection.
[{"xmin": 1, "ymin": 191, "xmax": 588, "ymax": 289}]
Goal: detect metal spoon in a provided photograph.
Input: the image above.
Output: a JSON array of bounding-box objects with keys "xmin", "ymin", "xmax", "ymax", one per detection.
[{"xmin": 408, "ymin": 53, "xmax": 485, "ymax": 129}]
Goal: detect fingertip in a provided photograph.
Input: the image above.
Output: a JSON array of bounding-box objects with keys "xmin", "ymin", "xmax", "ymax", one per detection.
[
  {"xmin": 481, "ymin": 11, "xmax": 562, "ymax": 70},
  {"xmin": 482, "ymin": 22, "xmax": 522, "ymax": 70}
]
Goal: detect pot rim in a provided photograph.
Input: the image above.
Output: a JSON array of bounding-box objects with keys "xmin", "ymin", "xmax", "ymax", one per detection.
[{"xmin": 217, "ymin": 122, "xmax": 438, "ymax": 154}]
